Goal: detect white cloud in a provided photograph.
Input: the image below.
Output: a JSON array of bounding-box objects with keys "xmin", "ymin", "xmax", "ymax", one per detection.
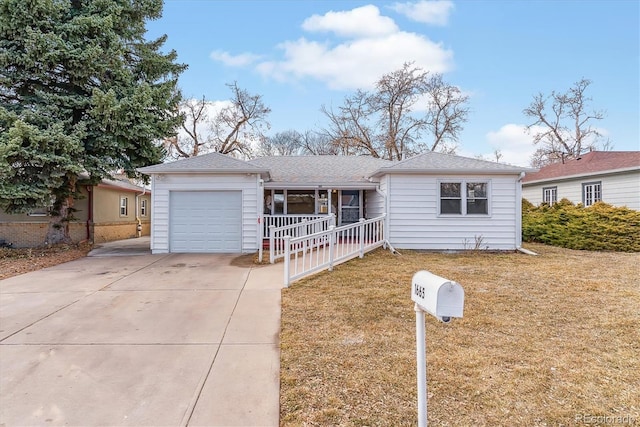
[
  {"xmin": 257, "ymin": 31, "xmax": 453, "ymax": 91},
  {"xmin": 391, "ymin": 0, "xmax": 454, "ymax": 26},
  {"xmin": 481, "ymin": 124, "xmax": 545, "ymax": 167},
  {"xmin": 210, "ymin": 50, "xmax": 261, "ymax": 67},
  {"xmin": 302, "ymin": 5, "xmax": 399, "ymax": 38}
]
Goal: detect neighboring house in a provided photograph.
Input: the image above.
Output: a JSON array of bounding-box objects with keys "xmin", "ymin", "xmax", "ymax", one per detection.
[
  {"xmin": 522, "ymin": 151, "xmax": 640, "ymax": 210},
  {"xmin": 138, "ymin": 151, "xmax": 531, "ymax": 254},
  {"xmin": 0, "ymin": 178, "xmax": 151, "ymax": 247}
]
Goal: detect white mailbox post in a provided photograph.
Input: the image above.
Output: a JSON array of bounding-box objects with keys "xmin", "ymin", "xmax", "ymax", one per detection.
[{"xmin": 411, "ymin": 270, "xmax": 465, "ymax": 427}]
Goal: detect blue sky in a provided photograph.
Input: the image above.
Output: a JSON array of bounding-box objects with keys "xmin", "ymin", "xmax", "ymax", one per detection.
[{"xmin": 146, "ymin": 0, "xmax": 639, "ymax": 166}]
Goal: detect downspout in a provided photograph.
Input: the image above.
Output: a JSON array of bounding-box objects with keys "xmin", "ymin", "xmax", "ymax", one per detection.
[
  {"xmin": 258, "ymin": 177, "xmax": 264, "ymax": 262},
  {"xmin": 515, "ymin": 172, "xmax": 528, "ymax": 253},
  {"xmin": 86, "ymin": 185, "xmax": 93, "ymax": 242},
  {"xmin": 375, "ymin": 183, "xmax": 396, "ymax": 252},
  {"xmin": 135, "ymin": 187, "xmax": 146, "ymax": 238}
]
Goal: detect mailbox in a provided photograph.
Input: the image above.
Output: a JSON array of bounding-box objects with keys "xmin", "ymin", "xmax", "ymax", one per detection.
[{"xmin": 411, "ymin": 270, "xmax": 464, "ymax": 322}]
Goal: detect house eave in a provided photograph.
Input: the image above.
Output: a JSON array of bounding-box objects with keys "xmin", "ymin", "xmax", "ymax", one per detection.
[
  {"xmin": 263, "ymin": 181, "xmax": 380, "ymax": 189},
  {"xmin": 370, "ymin": 168, "xmax": 530, "ymax": 177},
  {"xmin": 522, "ymin": 166, "xmax": 640, "ymax": 186},
  {"xmin": 137, "ymin": 167, "xmax": 270, "ymax": 175},
  {"xmin": 97, "ymin": 183, "xmax": 151, "ymax": 194}
]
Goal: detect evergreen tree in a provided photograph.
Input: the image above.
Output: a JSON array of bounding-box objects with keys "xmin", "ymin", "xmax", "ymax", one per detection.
[{"xmin": 0, "ymin": 0, "xmax": 185, "ymax": 243}]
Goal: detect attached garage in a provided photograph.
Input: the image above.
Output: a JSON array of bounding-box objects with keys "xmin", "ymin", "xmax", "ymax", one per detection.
[
  {"xmin": 169, "ymin": 191, "xmax": 242, "ymax": 253},
  {"xmin": 138, "ymin": 153, "xmax": 269, "ymax": 254}
]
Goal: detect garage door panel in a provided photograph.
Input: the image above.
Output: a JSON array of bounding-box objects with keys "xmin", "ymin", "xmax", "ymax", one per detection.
[{"xmin": 169, "ymin": 191, "xmax": 242, "ymax": 253}]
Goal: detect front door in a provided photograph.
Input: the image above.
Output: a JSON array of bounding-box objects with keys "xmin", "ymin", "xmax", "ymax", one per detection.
[{"xmin": 339, "ymin": 190, "xmax": 362, "ymax": 225}]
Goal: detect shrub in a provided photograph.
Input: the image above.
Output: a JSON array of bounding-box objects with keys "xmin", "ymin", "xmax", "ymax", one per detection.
[{"xmin": 522, "ymin": 199, "xmax": 640, "ymax": 252}]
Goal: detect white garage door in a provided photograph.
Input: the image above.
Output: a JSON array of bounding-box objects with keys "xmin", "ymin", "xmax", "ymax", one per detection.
[{"xmin": 169, "ymin": 191, "xmax": 242, "ymax": 253}]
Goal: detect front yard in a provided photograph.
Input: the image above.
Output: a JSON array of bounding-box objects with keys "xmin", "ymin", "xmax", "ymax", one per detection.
[{"xmin": 280, "ymin": 244, "xmax": 639, "ymax": 426}]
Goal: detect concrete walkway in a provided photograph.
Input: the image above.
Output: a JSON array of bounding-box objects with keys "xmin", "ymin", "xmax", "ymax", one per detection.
[{"xmin": 0, "ymin": 239, "xmax": 284, "ymax": 426}]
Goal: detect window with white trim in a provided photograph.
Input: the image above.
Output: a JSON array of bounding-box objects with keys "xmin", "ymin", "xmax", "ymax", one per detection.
[
  {"xmin": 439, "ymin": 181, "xmax": 490, "ymax": 215},
  {"xmin": 542, "ymin": 186, "xmax": 557, "ymax": 206},
  {"xmin": 120, "ymin": 197, "xmax": 128, "ymax": 216},
  {"xmin": 28, "ymin": 207, "xmax": 49, "ymax": 217},
  {"xmin": 582, "ymin": 182, "xmax": 601, "ymax": 207},
  {"xmin": 140, "ymin": 199, "xmax": 147, "ymax": 217}
]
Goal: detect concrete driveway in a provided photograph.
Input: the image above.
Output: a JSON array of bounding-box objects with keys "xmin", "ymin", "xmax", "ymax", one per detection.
[{"xmin": 0, "ymin": 241, "xmax": 283, "ymax": 426}]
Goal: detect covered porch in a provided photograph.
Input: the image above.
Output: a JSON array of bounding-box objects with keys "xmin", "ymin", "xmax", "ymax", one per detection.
[{"xmin": 261, "ymin": 187, "xmax": 384, "ymax": 242}]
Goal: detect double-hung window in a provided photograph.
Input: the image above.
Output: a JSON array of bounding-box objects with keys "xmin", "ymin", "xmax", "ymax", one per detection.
[
  {"xmin": 439, "ymin": 181, "xmax": 490, "ymax": 215},
  {"xmin": 120, "ymin": 197, "xmax": 128, "ymax": 216},
  {"xmin": 542, "ymin": 186, "xmax": 557, "ymax": 206},
  {"xmin": 140, "ymin": 199, "xmax": 147, "ymax": 217},
  {"xmin": 582, "ymin": 182, "xmax": 601, "ymax": 207}
]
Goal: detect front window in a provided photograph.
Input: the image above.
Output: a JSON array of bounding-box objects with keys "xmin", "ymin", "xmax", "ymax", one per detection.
[
  {"xmin": 286, "ymin": 190, "xmax": 316, "ymax": 214},
  {"xmin": 440, "ymin": 183, "xmax": 462, "ymax": 214},
  {"xmin": 440, "ymin": 181, "xmax": 490, "ymax": 215},
  {"xmin": 140, "ymin": 199, "xmax": 147, "ymax": 217},
  {"xmin": 466, "ymin": 182, "xmax": 488, "ymax": 214},
  {"xmin": 120, "ymin": 197, "xmax": 128, "ymax": 216},
  {"xmin": 583, "ymin": 182, "xmax": 601, "ymax": 207},
  {"xmin": 542, "ymin": 186, "xmax": 557, "ymax": 206}
]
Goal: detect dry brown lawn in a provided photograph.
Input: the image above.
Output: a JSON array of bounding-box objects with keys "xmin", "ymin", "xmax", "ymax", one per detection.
[{"xmin": 280, "ymin": 243, "xmax": 640, "ymax": 426}]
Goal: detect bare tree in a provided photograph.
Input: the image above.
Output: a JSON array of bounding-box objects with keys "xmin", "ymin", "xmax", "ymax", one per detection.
[
  {"xmin": 165, "ymin": 82, "xmax": 270, "ymax": 159},
  {"xmin": 524, "ymin": 78, "xmax": 606, "ymax": 167},
  {"xmin": 321, "ymin": 63, "xmax": 469, "ymax": 160},
  {"xmin": 300, "ymin": 130, "xmax": 339, "ymax": 155},
  {"xmin": 256, "ymin": 129, "xmax": 338, "ymax": 156},
  {"xmin": 256, "ymin": 130, "xmax": 304, "ymax": 156},
  {"xmin": 423, "ymin": 73, "xmax": 469, "ymax": 152}
]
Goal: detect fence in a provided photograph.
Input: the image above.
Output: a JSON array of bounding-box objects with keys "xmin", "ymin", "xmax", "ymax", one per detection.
[
  {"xmin": 268, "ymin": 215, "xmax": 336, "ymax": 264},
  {"xmin": 283, "ymin": 215, "xmax": 386, "ymax": 287},
  {"xmin": 263, "ymin": 214, "xmax": 327, "ymax": 235}
]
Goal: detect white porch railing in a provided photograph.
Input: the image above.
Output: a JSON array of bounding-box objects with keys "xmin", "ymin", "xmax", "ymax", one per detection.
[
  {"xmin": 263, "ymin": 214, "xmax": 327, "ymax": 234},
  {"xmin": 283, "ymin": 215, "xmax": 386, "ymax": 287},
  {"xmin": 269, "ymin": 214, "xmax": 336, "ymax": 264}
]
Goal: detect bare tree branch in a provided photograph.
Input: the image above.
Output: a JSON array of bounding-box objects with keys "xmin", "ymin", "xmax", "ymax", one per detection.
[
  {"xmin": 524, "ymin": 78, "xmax": 606, "ymax": 166},
  {"xmin": 165, "ymin": 82, "xmax": 270, "ymax": 159},
  {"xmin": 321, "ymin": 63, "xmax": 469, "ymax": 160}
]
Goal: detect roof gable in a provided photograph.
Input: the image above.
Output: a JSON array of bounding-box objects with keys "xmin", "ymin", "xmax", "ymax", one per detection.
[{"xmin": 522, "ymin": 151, "xmax": 640, "ymax": 183}]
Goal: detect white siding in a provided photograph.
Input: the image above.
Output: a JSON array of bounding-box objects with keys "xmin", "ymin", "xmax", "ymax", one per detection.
[
  {"xmin": 523, "ymin": 170, "xmax": 640, "ymax": 210},
  {"xmin": 150, "ymin": 173, "xmax": 260, "ymax": 254},
  {"xmin": 386, "ymin": 174, "xmax": 520, "ymax": 250},
  {"xmin": 365, "ymin": 188, "xmax": 385, "ymax": 218}
]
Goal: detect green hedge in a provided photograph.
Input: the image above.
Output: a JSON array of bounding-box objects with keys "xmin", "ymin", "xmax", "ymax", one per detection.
[{"xmin": 522, "ymin": 199, "xmax": 640, "ymax": 252}]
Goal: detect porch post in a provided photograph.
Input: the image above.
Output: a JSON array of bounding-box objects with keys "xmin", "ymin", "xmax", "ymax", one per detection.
[
  {"xmin": 328, "ymin": 225, "xmax": 335, "ymax": 271},
  {"xmin": 284, "ymin": 235, "xmax": 291, "ymax": 287},
  {"xmin": 269, "ymin": 225, "xmax": 276, "ymax": 264},
  {"xmin": 359, "ymin": 218, "xmax": 365, "ymax": 258}
]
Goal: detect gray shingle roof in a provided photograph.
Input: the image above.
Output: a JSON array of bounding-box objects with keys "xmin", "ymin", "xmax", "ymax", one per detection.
[
  {"xmin": 248, "ymin": 155, "xmax": 395, "ymax": 185},
  {"xmin": 372, "ymin": 151, "xmax": 532, "ymax": 175},
  {"xmin": 137, "ymin": 152, "xmax": 269, "ymax": 174},
  {"xmin": 138, "ymin": 151, "xmax": 532, "ymax": 183}
]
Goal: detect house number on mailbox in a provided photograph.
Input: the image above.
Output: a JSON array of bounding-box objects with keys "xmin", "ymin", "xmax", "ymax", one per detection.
[{"xmin": 414, "ymin": 283, "xmax": 425, "ymax": 299}]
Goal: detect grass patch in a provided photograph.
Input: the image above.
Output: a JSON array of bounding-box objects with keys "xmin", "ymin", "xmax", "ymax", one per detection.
[{"xmin": 280, "ymin": 244, "xmax": 640, "ymax": 426}]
